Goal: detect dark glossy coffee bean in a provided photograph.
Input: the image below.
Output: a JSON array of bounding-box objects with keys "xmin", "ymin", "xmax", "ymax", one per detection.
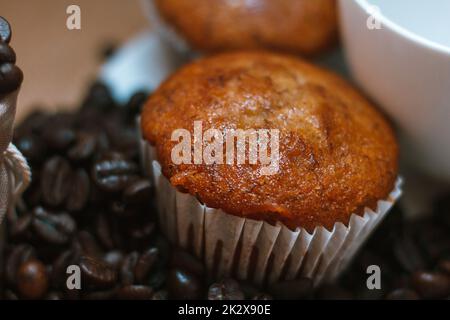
[
  {"xmin": 103, "ymin": 251, "xmax": 124, "ymax": 270},
  {"xmin": 125, "ymin": 91, "xmax": 148, "ymax": 117},
  {"xmin": 0, "ymin": 16, "xmax": 12, "ymax": 43},
  {"xmin": 134, "ymin": 247, "xmax": 159, "ymax": 283},
  {"xmin": 52, "ymin": 250, "xmax": 78, "ymax": 288},
  {"xmin": 0, "ymin": 63, "xmax": 23, "ymax": 93},
  {"xmin": 316, "ymin": 285, "xmax": 353, "ymax": 300},
  {"xmin": 5, "ymin": 244, "xmax": 36, "ymax": 286},
  {"xmin": 123, "ymin": 179, "xmax": 152, "ymax": 206},
  {"xmin": 438, "ymin": 260, "xmax": 450, "ymax": 275},
  {"xmin": 68, "ymin": 132, "xmax": 97, "ymax": 162},
  {"xmin": 152, "ymin": 290, "xmax": 168, "ymax": 300},
  {"xmin": 208, "ymin": 279, "xmax": 244, "ymax": 300},
  {"xmin": 128, "ymin": 221, "xmax": 155, "ymax": 245},
  {"xmin": 43, "ymin": 126, "xmax": 76, "ymax": 151},
  {"xmin": 167, "ymin": 268, "xmax": 203, "ymax": 300},
  {"xmin": 120, "ymin": 251, "xmax": 139, "ymax": 285},
  {"xmin": 385, "ymin": 288, "xmax": 420, "ymax": 300},
  {"xmin": 75, "ymin": 230, "xmax": 103, "ymax": 258},
  {"xmin": 92, "ymin": 156, "xmax": 138, "ymax": 193},
  {"xmin": 411, "ymin": 271, "xmax": 450, "ymax": 299},
  {"xmin": 0, "ymin": 42, "xmax": 15, "ymax": 63},
  {"xmin": 95, "ymin": 214, "xmax": 114, "ymax": 250},
  {"xmin": 116, "ymin": 285, "xmax": 153, "ymax": 300},
  {"xmin": 79, "ymin": 256, "xmax": 117, "ymax": 288},
  {"xmin": 15, "ymin": 135, "xmax": 45, "ymax": 163},
  {"xmin": 66, "ymin": 169, "xmax": 90, "ymax": 212},
  {"xmin": 269, "ymin": 278, "xmax": 313, "ymax": 300},
  {"xmin": 32, "ymin": 208, "xmax": 76, "ymax": 245},
  {"xmin": 83, "ymin": 289, "xmax": 117, "ymax": 300},
  {"xmin": 9, "ymin": 214, "xmax": 32, "ymax": 240},
  {"xmin": 41, "ymin": 156, "xmax": 72, "ymax": 207},
  {"xmin": 82, "ymin": 82, "xmax": 115, "ymax": 110},
  {"xmin": 170, "ymin": 249, "xmax": 204, "ymax": 278},
  {"xmin": 16, "ymin": 259, "xmax": 49, "ymax": 299}
]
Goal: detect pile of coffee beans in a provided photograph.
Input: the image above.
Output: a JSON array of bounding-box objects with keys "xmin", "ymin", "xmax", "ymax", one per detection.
[{"xmin": 1, "ymin": 79, "xmax": 450, "ymax": 300}]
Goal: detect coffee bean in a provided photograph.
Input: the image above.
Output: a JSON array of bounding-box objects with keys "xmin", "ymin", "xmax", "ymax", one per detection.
[
  {"xmin": 83, "ymin": 289, "xmax": 117, "ymax": 300},
  {"xmin": 411, "ymin": 271, "xmax": 450, "ymax": 299},
  {"xmin": 32, "ymin": 208, "xmax": 76, "ymax": 245},
  {"xmin": 95, "ymin": 214, "xmax": 114, "ymax": 250},
  {"xmin": 385, "ymin": 288, "xmax": 419, "ymax": 300},
  {"xmin": 152, "ymin": 290, "xmax": 168, "ymax": 300},
  {"xmin": 148, "ymin": 269, "xmax": 167, "ymax": 290},
  {"xmin": 269, "ymin": 278, "xmax": 313, "ymax": 300},
  {"xmin": 15, "ymin": 135, "xmax": 45, "ymax": 163},
  {"xmin": 43, "ymin": 126, "xmax": 76, "ymax": 151},
  {"xmin": 438, "ymin": 260, "xmax": 450, "ymax": 275},
  {"xmin": 208, "ymin": 279, "xmax": 244, "ymax": 300},
  {"xmin": 0, "ymin": 16, "xmax": 12, "ymax": 43},
  {"xmin": 52, "ymin": 250, "xmax": 78, "ymax": 288},
  {"xmin": 16, "ymin": 259, "xmax": 49, "ymax": 299},
  {"xmin": 41, "ymin": 156, "xmax": 72, "ymax": 207},
  {"xmin": 75, "ymin": 230, "xmax": 103, "ymax": 258},
  {"xmin": 5, "ymin": 244, "xmax": 36, "ymax": 286},
  {"xmin": 9, "ymin": 214, "xmax": 32, "ymax": 240},
  {"xmin": 79, "ymin": 256, "xmax": 117, "ymax": 289},
  {"xmin": 68, "ymin": 132, "xmax": 97, "ymax": 162},
  {"xmin": 134, "ymin": 247, "xmax": 159, "ymax": 283},
  {"xmin": 66, "ymin": 169, "xmax": 90, "ymax": 212},
  {"xmin": 123, "ymin": 179, "xmax": 152, "ymax": 206},
  {"xmin": 170, "ymin": 249, "xmax": 204, "ymax": 278},
  {"xmin": 0, "ymin": 63, "xmax": 23, "ymax": 93},
  {"xmin": 120, "ymin": 251, "xmax": 139, "ymax": 285},
  {"xmin": 0, "ymin": 42, "xmax": 15, "ymax": 63},
  {"xmin": 92, "ymin": 156, "xmax": 138, "ymax": 193},
  {"xmin": 103, "ymin": 251, "xmax": 124, "ymax": 270},
  {"xmin": 168, "ymin": 268, "xmax": 203, "ymax": 300},
  {"xmin": 116, "ymin": 285, "xmax": 154, "ymax": 300}
]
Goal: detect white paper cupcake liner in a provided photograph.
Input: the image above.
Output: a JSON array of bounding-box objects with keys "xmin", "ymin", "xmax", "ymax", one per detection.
[{"xmin": 140, "ymin": 139, "xmax": 402, "ymax": 287}]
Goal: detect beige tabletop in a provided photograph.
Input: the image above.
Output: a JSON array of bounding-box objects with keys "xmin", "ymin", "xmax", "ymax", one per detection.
[{"xmin": 1, "ymin": 0, "xmax": 149, "ymax": 121}]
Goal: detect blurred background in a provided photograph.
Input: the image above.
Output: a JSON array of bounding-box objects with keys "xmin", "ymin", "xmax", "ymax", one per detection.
[{"xmin": 1, "ymin": 0, "xmax": 148, "ymax": 120}]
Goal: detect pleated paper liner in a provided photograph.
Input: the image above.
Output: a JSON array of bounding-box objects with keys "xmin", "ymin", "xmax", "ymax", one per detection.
[{"xmin": 141, "ymin": 141, "xmax": 402, "ymax": 287}]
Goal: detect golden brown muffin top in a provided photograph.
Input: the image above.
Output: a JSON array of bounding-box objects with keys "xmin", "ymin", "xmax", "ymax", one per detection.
[
  {"xmin": 141, "ymin": 52, "xmax": 398, "ymax": 232},
  {"xmin": 153, "ymin": 0, "xmax": 338, "ymax": 56}
]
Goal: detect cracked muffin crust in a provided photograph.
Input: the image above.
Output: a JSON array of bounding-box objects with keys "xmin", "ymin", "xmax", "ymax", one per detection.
[
  {"xmin": 141, "ymin": 51, "xmax": 398, "ymax": 232},
  {"xmin": 153, "ymin": 0, "xmax": 338, "ymax": 56}
]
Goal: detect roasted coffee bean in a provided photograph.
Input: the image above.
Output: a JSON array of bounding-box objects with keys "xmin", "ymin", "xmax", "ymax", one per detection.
[
  {"xmin": 95, "ymin": 214, "xmax": 114, "ymax": 250},
  {"xmin": 82, "ymin": 82, "xmax": 115, "ymax": 110},
  {"xmin": 170, "ymin": 249, "xmax": 204, "ymax": 278},
  {"xmin": 43, "ymin": 126, "xmax": 76, "ymax": 151},
  {"xmin": 134, "ymin": 247, "xmax": 159, "ymax": 283},
  {"xmin": 0, "ymin": 62, "xmax": 23, "ymax": 93},
  {"xmin": 316, "ymin": 285, "xmax": 353, "ymax": 300},
  {"xmin": 9, "ymin": 213, "xmax": 32, "ymax": 240},
  {"xmin": 168, "ymin": 268, "xmax": 203, "ymax": 300},
  {"xmin": 41, "ymin": 156, "xmax": 72, "ymax": 207},
  {"xmin": 32, "ymin": 208, "xmax": 76, "ymax": 245},
  {"xmin": 411, "ymin": 271, "xmax": 450, "ymax": 299},
  {"xmin": 269, "ymin": 278, "xmax": 313, "ymax": 300},
  {"xmin": 208, "ymin": 279, "xmax": 244, "ymax": 300},
  {"xmin": 52, "ymin": 250, "xmax": 78, "ymax": 288},
  {"xmin": 79, "ymin": 256, "xmax": 117, "ymax": 288},
  {"xmin": 92, "ymin": 156, "xmax": 139, "ymax": 193},
  {"xmin": 83, "ymin": 289, "xmax": 117, "ymax": 300},
  {"xmin": 148, "ymin": 269, "xmax": 167, "ymax": 290},
  {"xmin": 0, "ymin": 41, "xmax": 15, "ymax": 63},
  {"xmin": 16, "ymin": 259, "xmax": 49, "ymax": 299},
  {"xmin": 68, "ymin": 132, "xmax": 97, "ymax": 162},
  {"xmin": 66, "ymin": 169, "xmax": 90, "ymax": 212},
  {"xmin": 75, "ymin": 230, "xmax": 103, "ymax": 258},
  {"xmin": 116, "ymin": 285, "xmax": 154, "ymax": 300},
  {"xmin": 15, "ymin": 135, "xmax": 45, "ymax": 163},
  {"xmin": 120, "ymin": 251, "xmax": 139, "ymax": 285},
  {"xmin": 0, "ymin": 16, "xmax": 12, "ymax": 43},
  {"xmin": 5, "ymin": 244, "xmax": 36, "ymax": 286},
  {"xmin": 385, "ymin": 288, "xmax": 420, "ymax": 300},
  {"xmin": 123, "ymin": 179, "xmax": 152, "ymax": 206},
  {"xmin": 103, "ymin": 251, "xmax": 124, "ymax": 270},
  {"xmin": 124, "ymin": 91, "xmax": 148, "ymax": 117}
]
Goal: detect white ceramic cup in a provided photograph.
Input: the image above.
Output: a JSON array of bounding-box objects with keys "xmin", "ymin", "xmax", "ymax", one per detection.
[{"xmin": 339, "ymin": 0, "xmax": 450, "ymax": 182}]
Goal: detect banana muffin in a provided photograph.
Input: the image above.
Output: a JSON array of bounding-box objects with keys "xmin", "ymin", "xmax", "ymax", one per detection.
[
  {"xmin": 141, "ymin": 51, "xmax": 398, "ymax": 232},
  {"xmin": 152, "ymin": 0, "xmax": 338, "ymax": 56}
]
